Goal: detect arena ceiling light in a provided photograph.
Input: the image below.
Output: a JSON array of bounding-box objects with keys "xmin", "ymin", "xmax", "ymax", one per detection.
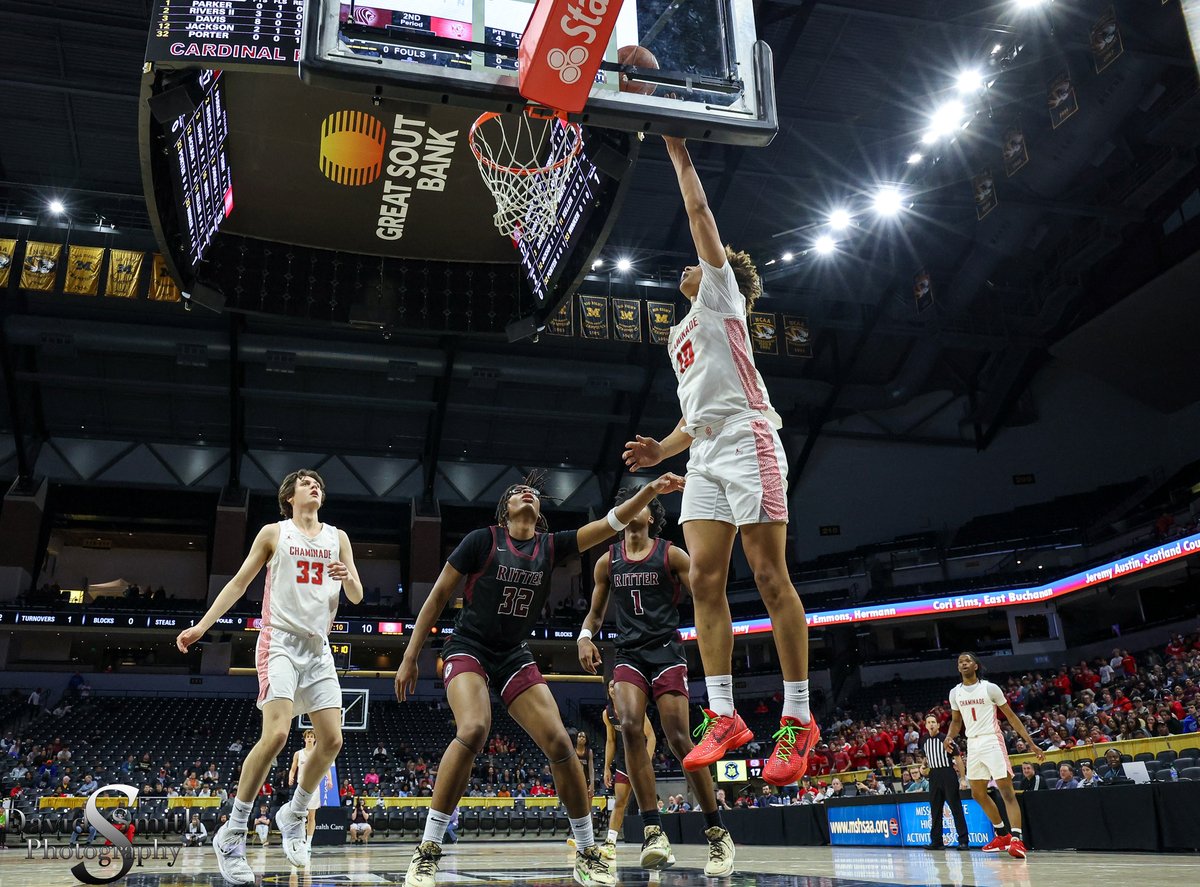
[
  {"xmin": 814, "ymin": 234, "xmax": 836, "ymax": 255},
  {"xmin": 907, "ymin": 152, "xmax": 924, "ymax": 164},
  {"xmin": 591, "ymin": 259, "xmax": 604, "ymax": 270},
  {"xmin": 782, "ymin": 251, "xmax": 794, "ymax": 262},
  {"xmin": 955, "ymin": 68, "xmax": 984, "ymax": 94},
  {"xmin": 928, "ymin": 99, "xmax": 966, "ymax": 138},
  {"xmin": 48, "ymin": 199, "xmax": 65, "ymax": 214},
  {"xmin": 616, "ymin": 258, "xmax": 632, "ymax": 272},
  {"xmin": 828, "ymin": 208, "xmax": 852, "ymax": 231},
  {"xmin": 1015, "ymin": 0, "xmax": 1049, "ymax": 9},
  {"xmin": 872, "ymin": 187, "xmax": 905, "ymax": 217}
]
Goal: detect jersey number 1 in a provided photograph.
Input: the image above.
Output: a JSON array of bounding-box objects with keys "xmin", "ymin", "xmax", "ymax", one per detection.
[
  {"xmin": 630, "ymin": 589, "xmax": 644, "ymax": 615},
  {"xmin": 498, "ymin": 586, "xmax": 534, "ymax": 617},
  {"xmin": 296, "ymin": 560, "xmax": 324, "ymax": 584}
]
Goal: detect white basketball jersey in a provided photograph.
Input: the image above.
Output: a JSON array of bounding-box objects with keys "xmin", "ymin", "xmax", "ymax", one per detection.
[
  {"xmin": 262, "ymin": 519, "xmax": 342, "ymax": 638},
  {"xmin": 949, "ymin": 680, "xmax": 1007, "ymax": 742},
  {"xmin": 668, "ymin": 259, "xmax": 781, "ymax": 436}
]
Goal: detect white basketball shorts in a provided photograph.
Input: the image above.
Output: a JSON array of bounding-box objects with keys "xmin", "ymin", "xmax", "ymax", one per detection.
[
  {"xmin": 255, "ymin": 626, "xmax": 341, "ymax": 716},
  {"xmin": 964, "ymin": 740, "xmax": 1012, "ymax": 782},
  {"xmin": 680, "ymin": 415, "xmax": 789, "ymax": 526}
]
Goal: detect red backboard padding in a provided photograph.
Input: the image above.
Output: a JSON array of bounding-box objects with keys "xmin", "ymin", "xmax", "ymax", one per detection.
[{"xmin": 518, "ymin": 0, "xmax": 626, "ymax": 113}]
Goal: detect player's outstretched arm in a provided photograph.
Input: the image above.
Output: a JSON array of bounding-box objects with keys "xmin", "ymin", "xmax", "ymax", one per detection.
[
  {"xmin": 176, "ymin": 523, "xmax": 277, "ymax": 652},
  {"xmin": 575, "ymin": 473, "xmax": 686, "ymax": 553},
  {"xmin": 623, "ymin": 418, "xmax": 693, "ymax": 473},
  {"xmin": 944, "ymin": 710, "xmax": 963, "ymax": 754},
  {"xmin": 577, "ymin": 554, "xmax": 612, "ymax": 675},
  {"xmin": 1000, "ymin": 704, "xmax": 1045, "ymax": 762},
  {"xmin": 331, "ymin": 530, "xmax": 364, "ymax": 604},
  {"xmin": 668, "ymin": 544, "xmax": 692, "ymax": 595},
  {"xmin": 663, "ymin": 137, "xmax": 724, "ymax": 268},
  {"xmin": 602, "ymin": 711, "xmax": 617, "ymax": 787},
  {"xmin": 394, "ymin": 561, "xmax": 464, "ymax": 701}
]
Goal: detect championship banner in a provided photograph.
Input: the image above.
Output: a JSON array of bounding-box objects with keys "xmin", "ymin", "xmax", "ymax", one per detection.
[
  {"xmin": 150, "ymin": 254, "xmax": 183, "ymax": 302},
  {"xmin": 544, "ymin": 297, "xmax": 573, "ymax": 336},
  {"xmin": 972, "ymin": 169, "xmax": 998, "ymax": 220},
  {"xmin": 1001, "ymin": 126, "xmax": 1029, "ymax": 177},
  {"xmin": 913, "ymin": 269, "xmax": 933, "ymax": 313},
  {"xmin": 0, "ymin": 238, "xmax": 15, "ymax": 287},
  {"xmin": 578, "ymin": 295, "xmax": 609, "ymax": 340},
  {"xmin": 612, "ymin": 298, "xmax": 642, "ymax": 343},
  {"xmin": 1090, "ymin": 7, "xmax": 1123, "ymax": 73},
  {"xmin": 1047, "ymin": 69, "xmax": 1079, "ymax": 129},
  {"xmin": 106, "ymin": 249, "xmax": 144, "ymax": 298},
  {"xmin": 647, "ymin": 301, "xmax": 675, "ymax": 345},
  {"xmin": 748, "ymin": 312, "xmax": 778, "ymax": 355},
  {"xmin": 20, "ymin": 241, "xmax": 61, "ymax": 291},
  {"xmin": 783, "ymin": 315, "xmax": 812, "ymax": 358},
  {"xmin": 64, "ymin": 245, "xmax": 105, "ymax": 295}
]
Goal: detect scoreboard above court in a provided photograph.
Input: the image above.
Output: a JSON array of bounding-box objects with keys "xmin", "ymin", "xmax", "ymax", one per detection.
[{"xmin": 146, "ymin": 0, "xmax": 304, "ymax": 68}]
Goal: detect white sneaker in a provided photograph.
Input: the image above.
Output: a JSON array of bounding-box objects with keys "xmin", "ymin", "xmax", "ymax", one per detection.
[
  {"xmin": 704, "ymin": 826, "xmax": 735, "ymax": 877},
  {"xmin": 405, "ymin": 841, "xmax": 443, "ymax": 887},
  {"xmin": 212, "ymin": 822, "xmax": 255, "ymax": 885},
  {"xmin": 574, "ymin": 845, "xmax": 616, "ymax": 887},
  {"xmin": 275, "ymin": 805, "xmax": 311, "ymax": 867}
]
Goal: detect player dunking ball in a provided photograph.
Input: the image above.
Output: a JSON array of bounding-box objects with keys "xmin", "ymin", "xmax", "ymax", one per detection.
[
  {"xmin": 599, "ymin": 679, "xmax": 655, "ymax": 861},
  {"xmin": 176, "ymin": 470, "xmax": 363, "ymax": 884},
  {"xmin": 945, "ymin": 652, "xmax": 1044, "ymax": 859},
  {"xmin": 395, "ymin": 471, "xmax": 684, "ymax": 887},
  {"xmin": 623, "ymin": 136, "xmax": 819, "ymax": 785},
  {"xmin": 578, "ymin": 487, "xmax": 734, "ymax": 874}
]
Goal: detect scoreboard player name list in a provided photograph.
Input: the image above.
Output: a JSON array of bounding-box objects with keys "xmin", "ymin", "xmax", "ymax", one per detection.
[{"xmin": 156, "ymin": 0, "xmax": 302, "ymax": 62}]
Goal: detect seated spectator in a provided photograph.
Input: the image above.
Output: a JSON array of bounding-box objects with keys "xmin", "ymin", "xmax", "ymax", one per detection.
[
  {"xmin": 1098, "ymin": 749, "xmax": 1128, "ymax": 783},
  {"xmin": 714, "ymin": 788, "xmax": 732, "ymax": 810},
  {"xmin": 1054, "ymin": 763, "xmax": 1079, "ymax": 789},
  {"xmin": 349, "ymin": 797, "xmax": 373, "ymax": 844},
  {"xmin": 862, "ymin": 773, "xmax": 890, "ymax": 795},
  {"xmin": 363, "ymin": 768, "xmax": 380, "ymax": 788},
  {"xmin": 1077, "ymin": 762, "xmax": 1100, "ymax": 787},
  {"xmin": 824, "ymin": 777, "xmax": 846, "ymax": 800},
  {"xmin": 182, "ymin": 814, "xmax": 208, "ymax": 846},
  {"xmin": 1013, "ymin": 762, "xmax": 1045, "ymax": 791},
  {"xmin": 372, "ymin": 743, "xmax": 389, "ymax": 762},
  {"xmin": 76, "ymin": 773, "xmax": 99, "ymax": 797},
  {"xmin": 254, "ymin": 805, "xmax": 271, "ymax": 846},
  {"xmin": 339, "ymin": 779, "xmax": 356, "ymax": 800},
  {"xmin": 905, "ymin": 766, "xmax": 928, "ymax": 793},
  {"xmin": 70, "ymin": 815, "xmax": 97, "ymax": 846}
]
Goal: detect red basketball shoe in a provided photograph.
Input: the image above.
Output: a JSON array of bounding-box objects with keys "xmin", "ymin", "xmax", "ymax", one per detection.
[
  {"xmin": 682, "ymin": 710, "xmax": 754, "ymax": 771},
  {"xmin": 762, "ymin": 717, "xmax": 821, "ymax": 786},
  {"xmin": 981, "ymin": 833, "xmax": 1011, "ymax": 853},
  {"xmin": 1007, "ymin": 837, "xmax": 1027, "ymax": 859}
]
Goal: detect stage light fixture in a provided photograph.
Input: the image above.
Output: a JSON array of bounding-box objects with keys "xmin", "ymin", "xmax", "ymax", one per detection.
[
  {"xmin": 616, "ymin": 258, "xmax": 632, "ymax": 272},
  {"xmin": 907, "ymin": 152, "xmax": 924, "ymax": 164},
  {"xmin": 814, "ymin": 235, "xmax": 836, "ymax": 255},
  {"xmin": 929, "ymin": 100, "xmax": 965, "ymax": 137},
  {"xmin": 872, "ymin": 187, "xmax": 904, "ymax": 217},
  {"xmin": 956, "ymin": 69, "xmax": 984, "ymax": 94},
  {"xmin": 48, "ymin": 199, "xmax": 65, "ymax": 215},
  {"xmin": 828, "ymin": 208, "xmax": 852, "ymax": 231},
  {"xmin": 592, "ymin": 259, "xmax": 604, "ymax": 270},
  {"xmin": 782, "ymin": 252, "xmax": 794, "ymax": 262}
]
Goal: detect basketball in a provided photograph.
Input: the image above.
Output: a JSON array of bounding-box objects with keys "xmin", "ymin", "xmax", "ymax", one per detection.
[{"xmin": 617, "ymin": 44, "xmax": 659, "ymax": 95}]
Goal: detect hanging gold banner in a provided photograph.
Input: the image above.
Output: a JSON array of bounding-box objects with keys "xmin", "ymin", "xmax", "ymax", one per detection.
[
  {"xmin": 64, "ymin": 245, "xmax": 105, "ymax": 295},
  {"xmin": 783, "ymin": 316, "xmax": 813, "ymax": 358},
  {"xmin": 748, "ymin": 312, "xmax": 778, "ymax": 355},
  {"xmin": 1047, "ymin": 69, "xmax": 1079, "ymax": 129},
  {"xmin": 20, "ymin": 241, "xmax": 61, "ymax": 291},
  {"xmin": 544, "ymin": 298, "xmax": 573, "ymax": 336},
  {"xmin": 973, "ymin": 169, "xmax": 998, "ymax": 220},
  {"xmin": 1001, "ymin": 126, "xmax": 1029, "ymax": 177},
  {"xmin": 647, "ymin": 301, "xmax": 675, "ymax": 345},
  {"xmin": 1090, "ymin": 7, "xmax": 1123, "ymax": 73},
  {"xmin": 150, "ymin": 254, "xmax": 182, "ymax": 302},
  {"xmin": 0, "ymin": 238, "xmax": 16, "ymax": 288},
  {"xmin": 578, "ymin": 295, "xmax": 609, "ymax": 340},
  {"xmin": 105, "ymin": 249, "xmax": 144, "ymax": 298},
  {"xmin": 612, "ymin": 298, "xmax": 642, "ymax": 343},
  {"xmin": 914, "ymin": 269, "xmax": 934, "ymax": 313}
]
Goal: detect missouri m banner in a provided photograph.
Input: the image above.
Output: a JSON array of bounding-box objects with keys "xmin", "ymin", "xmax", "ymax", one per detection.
[
  {"xmin": 106, "ymin": 250, "xmax": 144, "ymax": 298},
  {"xmin": 150, "ymin": 254, "xmax": 182, "ymax": 302},
  {"xmin": 64, "ymin": 246, "xmax": 105, "ymax": 295},
  {"xmin": 0, "ymin": 238, "xmax": 15, "ymax": 287},
  {"xmin": 647, "ymin": 301, "xmax": 675, "ymax": 345},
  {"xmin": 20, "ymin": 241, "xmax": 61, "ymax": 291},
  {"xmin": 579, "ymin": 295, "xmax": 609, "ymax": 340},
  {"xmin": 612, "ymin": 298, "xmax": 642, "ymax": 343}
]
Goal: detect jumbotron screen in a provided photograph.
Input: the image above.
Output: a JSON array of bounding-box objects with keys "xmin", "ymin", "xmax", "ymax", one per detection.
[
  {"xmin": 167, "ymin": 69, "xmax": 234, "ymax": 265},
  {"xmin": 146, "ymin": 0, "xmax": 304, "ymax": 67}
]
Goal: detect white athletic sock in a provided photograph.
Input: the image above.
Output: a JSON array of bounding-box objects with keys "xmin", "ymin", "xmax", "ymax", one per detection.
[
  {"xmin": 422, "ymin": 809, "xmax": 452, "ymax": 845},
  {"xmin": 782, "ymin": 680, "xmax": 811, "ymax": 724},
  {"xmin": 290, "ymin": 785, "xmax": 314, "ymax": 815},
  {"xmin": 705, "ymin": 676, "xmax": 735, "ymax": 718},
  {"xmin": 606, "ymin": 828, "xmax": 618, "ymax": 844},
  {"xmin": 228, "ymin": 799, "xmax": 253, "ymax": 833},
  {"xmin": 569, "ymin": 814, "xmax": 595, "ymax": 850}
]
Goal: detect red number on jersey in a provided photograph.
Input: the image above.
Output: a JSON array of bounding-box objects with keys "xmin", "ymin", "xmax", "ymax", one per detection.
[
  {"xmin": 971, "ymin": 708, "xmax": 977, "ymax": 722},
  {"xmin": 675, "ymin": 340, "xmax": 695, "ymax": 374},
  {"xmin": 295, "ymin": 561, "xmax": 324, "ymax": 584},
  {"xmin": 630, "ymin": 589, "xmax": 644, "ymax": 615},
  {"xmin": 498, "ymin": 586, "xmax": 534, "ymax": 618}
]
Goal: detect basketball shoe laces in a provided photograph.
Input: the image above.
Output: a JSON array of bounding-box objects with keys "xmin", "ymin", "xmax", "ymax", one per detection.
[
  {"xmin": 771, "ymin": 721, "xmax": 805, "ymax": 761},
  {"xmin": 414, "ymin": 842, "xmax": 441, "ymax": 877},
  {"xmin": 706, "ymin": 829, "xmax": 728, "ymax": 860},
  {"xmin": 582, "ymin": 845, "xmax": 611, "ymax": 876},
  {"xmin": 693, "ymin": 712, "xmax": 721, "ymax": 742}
]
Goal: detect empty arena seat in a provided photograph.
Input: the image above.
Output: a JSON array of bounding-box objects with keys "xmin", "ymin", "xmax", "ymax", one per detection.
[
  {"xmin": 1156, "ymin": 750, "xmax": 1178, "ymax": 764},
  {"xmin": 402, "ymin": 808, "xmax": 420, "ymax": 836},
  {"xmin": 1144, "ymin": 760, "xmax": 1162, "ymax": 774},
  {"xmin": 1179, "ymin": 767, "xmax": 1200, "ymax": 781},
  {"xmin": 388, "ymin": 811, "xmax": 403, "ymax": 836},
  {"xmin": 1179, "ymin": 747, "xmax": 1200, "ymax": 760},
  {"xmin": 461, "ymin": 808, "xmax": 480, "ymax": 837},
  {"xmin": 1134, "ymin": 752, "xmax": 1154, "ymax": 762},
  {"xmin": 539, "ymin": 808, "xmax": 556, "ymax": 836},
  {"xmin": 493, "ymin": 809, "xmax": 511, "ymax": 837},
  {"xmin": 1174, "ymin": 757, "xmax": 1196, "ymax": 771}
]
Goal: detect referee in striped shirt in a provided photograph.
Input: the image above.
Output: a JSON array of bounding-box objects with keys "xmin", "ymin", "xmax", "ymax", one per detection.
[{"xmin": 922, "ymin": 714, "xmax": 969, "ymax": 849}]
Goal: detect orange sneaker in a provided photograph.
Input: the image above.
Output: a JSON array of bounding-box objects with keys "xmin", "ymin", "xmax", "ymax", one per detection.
[
  {"xmin": 762, "ymin": 717, "xmax": 821, "ymax": 786},
  {"xmin": 981, "ymin": 834, "xmax": 1011, "ymax": 853},
  {"xmin": 1006, "ymin": 837, "xmax": 1027, "ymax": 859},
  {"xmin": 682, "ymin": 709, "xmax": 754, "ymax": 771}
]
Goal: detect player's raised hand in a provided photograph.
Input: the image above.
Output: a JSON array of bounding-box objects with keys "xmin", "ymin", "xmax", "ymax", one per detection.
[
  {"xmin": 394, "ymin": 657, "xmax": 418, "ymax": 703},
  {"xmin": 623, "ymin": 435, "xmax": 663, "ymax": 472},
  {"xmin": 1033, "ymin": 747, "xmax": 1046, "ymax": 763},
  {"xmin": 648, "ymin": 472, "xmax": 686, "ymax": 496},
  {"xmin": 176, "ymin": 625, "xmax": 204, "ymax": 653},
  {"xmin": 578, "ymin": 637, "xmax": 603, "ymax": 675},
  {"xmin": 328, "ymin": 561, "xmax": 350, "ymax": 581}
]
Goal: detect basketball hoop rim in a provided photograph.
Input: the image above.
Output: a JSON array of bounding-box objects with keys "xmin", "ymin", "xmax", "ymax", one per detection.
[{"xmin": 468, "ymin": 111, "xmax": 585, "ymax": 177}]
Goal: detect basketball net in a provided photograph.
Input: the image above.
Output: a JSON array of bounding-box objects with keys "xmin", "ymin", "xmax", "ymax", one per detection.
[{"xmin": 469, "ymin": 110, "xmax": 583, "ymax": 241}]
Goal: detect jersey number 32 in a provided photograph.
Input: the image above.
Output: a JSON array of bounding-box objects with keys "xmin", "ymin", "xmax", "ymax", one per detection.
[{"xmin": 498, "ymin": 586, "xmax": 534, "ymax": 617}]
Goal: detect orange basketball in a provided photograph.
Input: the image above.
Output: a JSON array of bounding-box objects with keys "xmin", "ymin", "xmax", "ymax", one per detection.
[{"xmin": 617, "ymin": 45, "xmax": 659, "ymax": 95}]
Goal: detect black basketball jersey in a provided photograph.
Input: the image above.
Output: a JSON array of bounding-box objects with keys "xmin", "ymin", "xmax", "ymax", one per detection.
[
  {"xmin": 451, "ymin": 526, "xmax": 573, "ymax": 649},
  {"xmin": 608, "ymin": 537, "xmax": 681, "ymax": 650},
  {"xmin": 606, "ymin": 701, "xmax": 621, "ymax": 730}
]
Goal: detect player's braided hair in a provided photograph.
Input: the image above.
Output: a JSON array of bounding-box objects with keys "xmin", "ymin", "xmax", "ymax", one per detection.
[
  {"xmin": 959, "ymin": 651, "xmax": 985, "ymax": 675},
  {"xmin": 495, "ymin": 469, "xmax": 551, "ymax": 532},
  {"xmin": 614, "ymin": 485, "xmax": 666, "ymax": 537}
]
